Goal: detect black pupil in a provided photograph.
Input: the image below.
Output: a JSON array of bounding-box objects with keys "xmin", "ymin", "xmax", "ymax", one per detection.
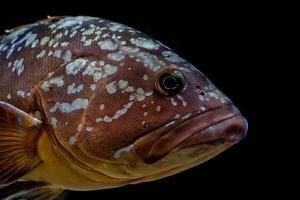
[
  {"xmin": 163, "ymin": 76, "xmax": 179, "ymax": 89},
  {"xmin": 159, "ymin": 72, "xmax": 184, "ymax": 96}
]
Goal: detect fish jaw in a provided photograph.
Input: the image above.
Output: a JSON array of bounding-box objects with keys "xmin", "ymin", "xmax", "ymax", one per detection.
[{"xmin": 133, "ymin": 104, "xmax": 248, "ymax": 163}]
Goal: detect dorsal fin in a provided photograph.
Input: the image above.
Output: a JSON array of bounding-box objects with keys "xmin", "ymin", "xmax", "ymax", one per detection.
[{"xmin": 0, "ymin": 101, "xmax": 42, "ymax": 185}]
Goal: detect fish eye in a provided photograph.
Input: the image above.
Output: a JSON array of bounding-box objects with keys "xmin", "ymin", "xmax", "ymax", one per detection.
[{"xmin": 155, "ymin": 69, "xmax": 186, "ymax": 96}]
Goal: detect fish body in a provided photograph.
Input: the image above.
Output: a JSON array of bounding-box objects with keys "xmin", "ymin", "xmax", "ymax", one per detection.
[{"xmin": 0, "ymin": 16, "xmax": 248, "ymax": 199}]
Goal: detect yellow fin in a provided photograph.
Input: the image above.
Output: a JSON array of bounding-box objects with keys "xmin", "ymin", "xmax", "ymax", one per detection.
[{"xmin": 0, "ymin": 101, "xmax": 42, "ymax": 185}]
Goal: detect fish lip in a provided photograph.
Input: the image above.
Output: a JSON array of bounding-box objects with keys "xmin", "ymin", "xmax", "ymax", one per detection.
[
  {"xmin": 175, "ymin": 113, "xmax": 248, "ymax": 150},
  {"xmin": 133, "ymin": 104, "xmax": 247, "ymax": 163}
]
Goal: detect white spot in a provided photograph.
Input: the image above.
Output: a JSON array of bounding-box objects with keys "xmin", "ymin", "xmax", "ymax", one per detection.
[
  {"xmin": 70, "ymin": 30, "xmax": 78, "ymax": 38},
  {"xmin": 40, "ymin": 36, "xmax": 50, "ymax": 45},
  {"xmin": 98, "ymin": 39, "xmax": 118, "ymax": 50},
  {"xmin": 99, "ymin": 104, "xmax": 105, "ymax": 110},
  {"xmin": 143, "ymin": 112, "xmax": 148, "ymax": 116},
  {"xmin": 162, "ymin": 51, "xmax": 184, "ymax": 63},
  {"xmin": 142, "ymin": 104, "xmax": 146, "ymax": 108},
  {"xmin": 106, "ymin": 81, "xmax": 117, "ymax": 94},
  {"xmin": 207, "ymin": 126, "xmax": 218, "ymax": 135},
  {"xmin": 49, "ymin": 16, "xmax": 97, "ymax": 30},
  {"xmin": 50, "ymin": 98, "xmax": 89, "ymax": 113},
  {"xmin": 176, "ymin": 95, "xmax": 187, "ymax": 107},
  {"xmin": 31, "ymin": 39, "xmax": 39, "ymax": 48},
  {"xmin": 66, "ymin": 58, "xmax": 87, "ymax": 75},
  {"xmin": 142, "ymin": 121, "xmax": 146, "ymax": 125},
  {"xmin": 67, "ymin": 83, "xmax": 84, "ymax": 94},
  {"xmin": 41, "ymin": 76, "xmax": 64, "ymax": 92},
  {"xmin": 130, "ymin": 37, "xmax": 160, "ymax": 50},
  {"xmin": 170, "ymin": 97, "xmax": 177, "ymax": 106},
  {"xmin": 107, "ymin": 52, "xmax": 125, "ymax": 61},
  {"xmin": 84, "ymin": 39, "xmax": 93, "ymax": 46},
  {"xmin": 47, "ymin": 72, "xmax": 54, "ymax": 78},
  {"xmin": 198, "ymin": 95, "xmax": 205, "ymax": 102},
  {"xmin": 61, "ymin": 42, "xmax": 69, "ymax": 47},
  {"xmin": 174, "ymin": 114, "xmax": 181, "ymax": 119},
  {"xmin": 104, "ymin": 64, "xmax": 118, "ymax": 77},
  {"xmin": 114, "ymin": 144, "xmax": 133, "ymax": 159},
  {"xmin": 156, "ymin": 105, "xmax": 161, "ymax": 112},
  {"xmin": 143, "ymin": 75, "xmax": 148, "ymax": 80},
  {"xmin": 6, "ymin": 93, "xmax": 11, "ymax": 100},
  {"xmin": 53, "ymin": 50, "xmax": 62, "ymax": 58},
  {"xmin": 36, "ymin": 50, "xmax": 46, "ymax": 59},
  {"xmin": 118, "ymin": 80, "xmax": 128, "ymax": 89},
  {"xmin": 103, "ymin": 116, "xmax": 113, "ymax": 123},
  {"xmin": 82, "ymin": 62, "xmax": 118, "ymax": 82},
  {"xmin": 50, "ymin": 117, "xmax": 58, "ymax": 128},
  {"xmin": 16, "ymin": 90, "xmax": 26, "ymax": 98},
  {"xmin": 120, "ymin": 46, "xmax": 164, "ymax": 71},
  {"xmin": 24, "ymin": 32, "xmax": 38, "ymax": 47},
  {"xmin": 68, "ymin": 136, "xmax": 76, "ymax": 145},
  {"xmin": 96, "ymin": 102, "xmax": 134, "ymax": 123},
  {"xmin": 96, "ymin": 118, "xmax": 103, "ymax": 123},
  {"xmin": 109, "ymin": 22, "xmax": 127, "ymax": 32},
  {"xmin": 62, "ymin": 50, "xmax": 72, "ymax": 64},
  {"xmin": 12, "ymin": 59, "xmax": 24, "ymax": 76},
  {"xmin": 200, "ymin": 106, "xmax": 206, "ymax": 112},
  {"xmin": 90, "ymin": 84, "xmax": 96, "ymax": 91},
  {"xmin": 129, "ymin": 88, "xmax": 146, "ymax": 101},
  {"xmin": 86, "ymin": 127, "xmax": 94, "ymax": 132}
]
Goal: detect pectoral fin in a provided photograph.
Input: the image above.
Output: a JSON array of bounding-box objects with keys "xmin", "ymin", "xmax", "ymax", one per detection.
[{"xmin": 0, "ymin": 101, "xmax": 42, "ymax": 185}]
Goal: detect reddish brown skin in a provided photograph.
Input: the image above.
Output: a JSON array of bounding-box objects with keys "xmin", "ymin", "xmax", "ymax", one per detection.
[{"xmin": 0, "ymin": 16, "xmax": 239, "ymax": 167}]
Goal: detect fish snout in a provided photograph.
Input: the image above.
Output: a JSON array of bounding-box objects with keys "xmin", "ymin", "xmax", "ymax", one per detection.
[
  {"xmin": 178, "ymin": 106, "xmax": 248, "ymax": 149},
  {"xmin": 221, "ymin": 114, "xmax": 248, "ymax": 143}
]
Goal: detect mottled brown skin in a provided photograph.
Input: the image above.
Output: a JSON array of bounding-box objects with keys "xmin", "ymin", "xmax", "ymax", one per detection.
[{"xmin": 0, "ymin": 16, "xmax": 247, "ymax": 199}]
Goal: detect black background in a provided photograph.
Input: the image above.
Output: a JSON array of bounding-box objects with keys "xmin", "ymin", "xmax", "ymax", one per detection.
[{"xmin": 0, "ymin": 1, "xmax": 280, "ymax": 199}]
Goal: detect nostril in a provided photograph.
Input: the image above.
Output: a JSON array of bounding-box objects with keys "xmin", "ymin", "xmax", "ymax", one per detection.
[
  {"xmin": 195, "ymin": 86, "xmax": 206, "ymax": 96},
  {"xmin": 199, "ymin": 90, "xmax": 206, "ymax": 96}
]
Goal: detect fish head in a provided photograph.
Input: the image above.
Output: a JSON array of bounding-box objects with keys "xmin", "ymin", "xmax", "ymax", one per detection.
[{"xmin": 75, "ymin": 49, "xmax": 247, "ymax": 181}]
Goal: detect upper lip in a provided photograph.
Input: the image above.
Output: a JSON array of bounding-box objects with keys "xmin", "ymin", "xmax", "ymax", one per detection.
[{"xmin": 133, "ymin": 104, "xmax": 247, "ymax": 163}]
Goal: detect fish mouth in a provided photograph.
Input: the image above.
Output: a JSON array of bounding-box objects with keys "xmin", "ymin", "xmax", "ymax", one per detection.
[{"xmin": 133, "ymin": 104, "xmax": 248, "ymax": 164}]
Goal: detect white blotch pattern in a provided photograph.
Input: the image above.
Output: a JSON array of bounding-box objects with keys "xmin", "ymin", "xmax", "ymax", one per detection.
[
  {"xmin": 50, "ymin": 117, "xmax": 58, "ymax": 128},
  {"xmin": 68, "ymin": 136, "xmax": 77, "ymax": 145},
  {"xmin": 50, "ymin": 98, "xmax": 89, "ymax": 113},
  {"xmin": 156, "ymin": 105, "xmax": 161, "ymax": 112},
  {"xmin": 41, "ymin": 76, "xmax": 64, "ymax": 92},
  {"xmin": 12, "ymin": 59, "xmax": 24, "ymax": 76},
  {"xmin": 66, "ymin": 58, "xmax": 88, "ymax": 75},
  {"xmin": 162, "ymin": 51, "xmax": 184, "ymax": 63},
  {"xmin": 130, "ymin": 37, "xmax": 160, "ymax": 50},
  {"xmin": 67, "ymin": 83, "xmax": 84, "ymax": 94},
  {"xmin": 16, "ymin": 90, "xmax": 26, "ymax": 98},
  {"xmin": 96, "ymin": 102, "xmax": 134, "ymax": 123},
  {"xmin": 176, "ymin": 95, "xmax": 187, "ymax": 107}
]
